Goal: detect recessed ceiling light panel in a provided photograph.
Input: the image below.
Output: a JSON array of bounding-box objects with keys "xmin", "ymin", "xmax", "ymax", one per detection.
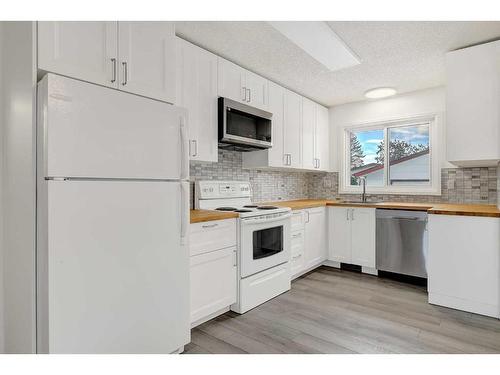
[
  {"xmin": 364, "ymin": 87, "xmax": 397, "ymax": 99},
  {"xmin": 268, "ymin": 21, "xmax": 360, "ymax": 72}
]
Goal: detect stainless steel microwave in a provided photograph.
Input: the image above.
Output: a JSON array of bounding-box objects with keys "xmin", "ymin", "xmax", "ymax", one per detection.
[{"xmin": 218, "ymin": 97, "xmax": 273, "ymax": 151}]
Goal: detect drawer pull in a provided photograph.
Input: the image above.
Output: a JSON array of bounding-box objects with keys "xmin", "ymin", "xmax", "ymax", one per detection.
[
  {"xmin": 292, "ymin": 254, "xmax": 302, "ymax": 260},
  {"xmin": 202, "ymin": 223, "xmax": 219, "ymax": 229}
]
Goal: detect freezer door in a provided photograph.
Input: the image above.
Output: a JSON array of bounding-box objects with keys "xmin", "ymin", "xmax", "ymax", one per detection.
[
  {"xmin": 38, "ymin": 74, "xmax": 188, "ymax": 179},
  {"xmin": 38, "ymin": 180, "xmax": 189, "ymax": 353}
]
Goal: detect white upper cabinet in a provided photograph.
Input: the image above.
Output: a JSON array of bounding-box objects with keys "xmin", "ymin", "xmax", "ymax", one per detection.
[
  {"xmin": 38, "ymin": 22, "xmax": 118, "ymax": 88},
  {"xmin": 302, "ymin": 97, "xmax": 316, "ymax": 170},
  {"xmin": 176, "ymin": 38, "xmax": 218, "ymax": 162},
  {"xmin": 283, "ymin": 90, "xmax": 303, "ymax": 168},
  {"xmin": 446, "ymin": 40, "xmax": 500, "ymax": 167},
  {"xmin": 245, "ymin": 70, "xmax": 268, "ymax": 110},
  {"xmin": 217, "ymin": 58, "xmax": 245, "ymax": 103},
  {"xmin": 217, "ymin": 57, "xmax": 269, "ymax": 111},
  {"xmin": 118, "ymin": 22, "xmax": 176, "ymax": 103},
  {"xmin": 38, "ymin": 21, "xmax": 176, "ymax": 103},
  {"xmin": 315, "ymin": 104, "xmax": 330, "ymax": 171}
]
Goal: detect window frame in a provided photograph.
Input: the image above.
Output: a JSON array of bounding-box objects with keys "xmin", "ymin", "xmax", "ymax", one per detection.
[{"xmin": 339, "ymin": 114, "xmax": 441, "ymax": 196}]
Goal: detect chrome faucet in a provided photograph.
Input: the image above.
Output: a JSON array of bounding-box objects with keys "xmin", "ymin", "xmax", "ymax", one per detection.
[{"xmin": 359, "ymin": 176, "xmax": 367, "ymax": 203}]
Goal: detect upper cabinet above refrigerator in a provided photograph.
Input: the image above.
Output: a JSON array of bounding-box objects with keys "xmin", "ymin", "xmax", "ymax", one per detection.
[{"xmin": 37, "ymin": 21, "xmax": 176, "ymax": 104}]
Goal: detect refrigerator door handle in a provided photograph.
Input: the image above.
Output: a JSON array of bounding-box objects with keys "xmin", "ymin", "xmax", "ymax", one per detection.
[
  {"xmin": 179, "ymin": 115, "xmax": 189, "ymax": 180},
  {"xmin": 180, "ymin": 181, "xmax": 190, "ymax": 245}
]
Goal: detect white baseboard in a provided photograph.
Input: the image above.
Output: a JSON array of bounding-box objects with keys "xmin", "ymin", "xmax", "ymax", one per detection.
[
  {"xmin": 190, "ymin": 306, "xmax": 230, "ymax": 328},
  {"xmin": 429, "ymin": 292, "xmax": 499, "ymax": 319},
  {"xmin": 362, "ymin": 266, "xmax": 378, "ymax": 276},
  {"xmin": 322, "ymin": 260, "xmax": 341, "ymax": 268}
]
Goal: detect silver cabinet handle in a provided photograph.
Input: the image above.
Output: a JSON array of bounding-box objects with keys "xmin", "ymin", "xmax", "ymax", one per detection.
[
  {"xmin": 346, "ymin": 208, "xmax": 349, "ymax": 221},
  {"xmin": 288, "ymin": 154, "xmax": 292, "ymax": 166},
  {"xmin": 306, "ymin": 211, "xmax": 310, "ymax": 223},
  {"xmin": 351, "ymin": 209, "xmax": 354, "ymax": 220},
  {"xmin": 317, "ymin": 158, "xmax": 320, "ymax": 169},
  {"xmin": 122, "ymin": 61, "xmax": 128, "ymax": 86},
  {"xmin": 292, "ymin": 232, "xmax": 302, "ymax": 238},
  {"xmin": 233, "ymin": 250, "xmax": 237, "ymax": 266},
  {"xmin": 247, "ymin": 88, "xmax": 251, "ymax": 102},
  {"xmin": 189, "ymin": 139, "xmax": 198, "ymax": 157},
  {"xmin": 242, "ymin": 86, "xmax": 247, "ymax": 101},
  {"xmin": 292, "ymin": 254, "xmax": 302, "ymax": 260},
  {"xmin": 202, "ymin": 223, "xmax": 218, "ymax": 229},
  {"xmin": 111, "ymin": 58, "xmax": 117, "ymax": 83}
]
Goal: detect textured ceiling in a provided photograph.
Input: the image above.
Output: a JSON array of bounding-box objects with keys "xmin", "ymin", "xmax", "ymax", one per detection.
[{"xmin": 175, "ymin": 21, "xmax": 500, "ymax": 106}]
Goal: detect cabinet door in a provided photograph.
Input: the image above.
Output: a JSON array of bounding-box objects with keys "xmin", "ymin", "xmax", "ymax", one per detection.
[
  {"xmin": 38, "ymin": 21, "xmax": 118, "ymax": 88},
  {"xmin": 176, "ymin": 38, "xmax": 218, "ymax": 162},
  {"xmin": 350, "ymin": 208, "xmax": 376, "ymax": 268},
  {"xmin": 118, "ymin": 21, "xmax": 176, "ymax": 103},
  {"xmin": 245, "ymin": 70, "xmax": 268, "ymax": 110},
  {"xmin": 446, "ymin": 41, "xmax": 500, "ymax": 165},
  {"xmin": 267, "ymin": 81, "xmax": 285, "ymax": 167},
  {"xmin": 329, "ymin": 207, "xmax": 351, "ymax": 263},
  {"xmin": 304, "ymin": 207, "xmax": 327, "ymax": 269},
  {"xmin": 283, "ymin": 90, "xmax": 302, "ymax": 168},
  {"xmin": 315, "ymin": 104, "xmax": 330, "ymax": 171},
  {"xmin": 302, "ymin": 97, "xmax": 316, "ymax": 170},
  {"xmin": 217, "ymin": 57, "xmax": 246, "ymax": 103},
  {"xmin": 190, "ymin": 247, "xmax": 237, "ymax": 325}
]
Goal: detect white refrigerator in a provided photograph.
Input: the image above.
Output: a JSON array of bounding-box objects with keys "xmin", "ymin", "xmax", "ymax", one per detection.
[{"xmin": 36, "ymin": 74, "xmax": 190, "ymax": 353}]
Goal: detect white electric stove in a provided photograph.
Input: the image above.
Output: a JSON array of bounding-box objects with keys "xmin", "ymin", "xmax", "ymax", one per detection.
[{"xmin": 196, "ymin": 180, "xmax": 291, "ymax": 313}]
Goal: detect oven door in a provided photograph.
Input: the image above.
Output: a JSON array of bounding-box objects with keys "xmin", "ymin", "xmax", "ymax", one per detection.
[{"xmin": 239, "ymin": 213, "xmax": 291, "ymax": 278}]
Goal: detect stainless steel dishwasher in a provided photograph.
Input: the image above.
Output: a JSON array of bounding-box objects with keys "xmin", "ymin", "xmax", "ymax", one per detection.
[{"xmin": 376, "ymin": 209, "xmax": 428, "ymax": 278}]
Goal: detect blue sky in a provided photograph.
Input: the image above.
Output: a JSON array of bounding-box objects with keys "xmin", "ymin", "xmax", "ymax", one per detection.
[{"xmin": 353, "ymin": 125, "xmax": 429, "ymax": 165}]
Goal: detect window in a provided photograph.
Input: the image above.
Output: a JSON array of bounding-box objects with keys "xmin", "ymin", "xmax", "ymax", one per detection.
[{"xmin": 342, "ymin": 116, "xmax": 438, "ymax": 195}]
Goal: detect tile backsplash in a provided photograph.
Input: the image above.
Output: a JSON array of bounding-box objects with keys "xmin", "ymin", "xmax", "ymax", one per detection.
[{"xmin": 190, "ymin": 150, "xmax": 498, "ymax": 207}]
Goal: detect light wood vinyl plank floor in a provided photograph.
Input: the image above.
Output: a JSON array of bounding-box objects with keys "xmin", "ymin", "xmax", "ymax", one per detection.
[{"xmin": 184, "ymin": 266, "xmax": 500, "ymax": 354}]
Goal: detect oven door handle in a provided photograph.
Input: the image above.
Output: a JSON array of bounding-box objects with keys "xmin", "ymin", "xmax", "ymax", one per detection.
[{"xmin": 241, "ymin": 213, "xmax": 291, "ymax": 226}]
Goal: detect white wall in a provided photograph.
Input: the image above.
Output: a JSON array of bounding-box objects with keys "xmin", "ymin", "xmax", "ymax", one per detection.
[
  {"xmin": 0, "ymin": 21, "xmax": 5, "ymax": 353},
  {"xmin": 329, "ymin": 86, "xmax": 452, "ymax": 173},
  {"xmin": 1, "ymin": 21, "xmax": 37, "ymax": 353}
]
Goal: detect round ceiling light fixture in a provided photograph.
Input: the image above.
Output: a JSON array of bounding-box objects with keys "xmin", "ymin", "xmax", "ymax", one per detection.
[{"xmin": 364, "ymin": 87, "xmax": 397, "ymax": 99}]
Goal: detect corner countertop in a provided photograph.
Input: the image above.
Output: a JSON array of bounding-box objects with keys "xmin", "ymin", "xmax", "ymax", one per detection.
[
  {"xmin": 190, "ymin": 199, "xmax": 500, "ymax": 223},
  {"xmin": 190, "ymin": 209, "xmax": 239, "ymax": 224}
]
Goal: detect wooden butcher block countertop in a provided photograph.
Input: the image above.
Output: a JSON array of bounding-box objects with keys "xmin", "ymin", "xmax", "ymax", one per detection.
[
  {"xmin": 191, "ymin": 200, "xmax": 500, "ymax": 223},
  {"xmin": 264, "ymin": 199, "xmax": 500, "ymax": 218},
  {"xmin": 190, "ymin": 209, "xmax": 239, "ymax": 224}
]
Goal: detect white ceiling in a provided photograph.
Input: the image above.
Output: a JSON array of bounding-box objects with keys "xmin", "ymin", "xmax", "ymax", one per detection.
[{"xmin": 175, "ymin": 21, "xmax": 500, "ymax": 107}]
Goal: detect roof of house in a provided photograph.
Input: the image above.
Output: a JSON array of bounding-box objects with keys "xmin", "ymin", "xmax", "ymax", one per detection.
[{"xmin": 353, "ymin": 149, "xmax": 429, "ymax": 177}]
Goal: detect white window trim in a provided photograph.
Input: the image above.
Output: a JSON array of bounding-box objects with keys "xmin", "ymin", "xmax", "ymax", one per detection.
[{"xmin": 339, "ymin": 114, "xmax": 441, "ymax": 196}]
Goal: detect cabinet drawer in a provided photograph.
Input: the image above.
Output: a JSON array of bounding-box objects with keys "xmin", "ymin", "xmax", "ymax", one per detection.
[
  {"xmin": 190, "ymin": 219, "xmax": 237, "ymax": 256},
  {"xmin": 190, "ymin": 247, "xmax": 237, "ymax": 324},
  {"xmin": 291, "ymin": 210, "xmax": 305, "ymax": 231},
  {"xmin": 291, "ymin": 229, "xmax": 304, "ymax": 257},
  {"xmin": 291, "ymin": 252, "xmax": 305, "ymax": 278}
]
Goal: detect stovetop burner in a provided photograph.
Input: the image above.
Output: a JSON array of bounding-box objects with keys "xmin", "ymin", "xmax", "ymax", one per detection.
[
  {"xmin": 234, "ymin": 209, "xmax": 253, "ymax": 213},
  {"xmin": 257, "ymin": 206, "xmax": 278, "ymax": 210},
  {"xmin": 215, "ymin": 207, "xmax": 237, "ymax": 211},
  {"xmin": 243, "ymin": 205, "xmax": 258, "ymax": 208}
]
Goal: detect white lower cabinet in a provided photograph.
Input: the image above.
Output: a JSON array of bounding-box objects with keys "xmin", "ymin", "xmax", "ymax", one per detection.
[
  {"xmin": 428, "ymin": 214, "xmax": 500, "ymax": 318},
  {"xmin": 189, "ymin": 219, "xmax": 237, "ymax": 326},
  {"xmin": 190, "ymin": 247, "xmax": 237, "ymax": 325},
  {"xmin": 328, "ymin": 207, "xmax": 376, "ymax": 268},
  {"xmin": 290, "ymin": 207, "xmax": 327, "ymax": 279}
]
